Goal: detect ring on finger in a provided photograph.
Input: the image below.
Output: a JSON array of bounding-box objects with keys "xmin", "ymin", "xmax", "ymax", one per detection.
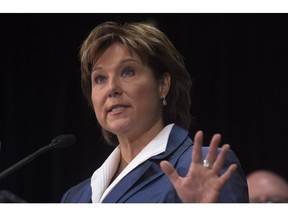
[{"xmin": 203, "ymin": 159, "xmax": 213, "ymax": 169}]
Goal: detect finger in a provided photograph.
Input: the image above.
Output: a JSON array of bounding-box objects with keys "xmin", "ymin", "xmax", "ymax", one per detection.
[
  {"xmin": 219, "ymin": 163, "xmax": 237, "ymax": 184},
  {"xmin": 192, "ymin": 130, "xmax": 204, "ymax": 163},
  {"xmin": 204, "ymin": 133, "xmax": 221, "ymax": 166},
  {"xmin": 160, "ymin": 160, "xmax": 180, "ymax": 184},
  {"xmin": 212, "ymin": 144, "xmax": 230, "ymax": 173}
]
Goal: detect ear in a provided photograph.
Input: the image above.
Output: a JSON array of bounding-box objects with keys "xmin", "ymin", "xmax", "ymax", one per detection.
[{"xmin": 159, "ymin": 72, "xmax": 171, "ymax": 98}]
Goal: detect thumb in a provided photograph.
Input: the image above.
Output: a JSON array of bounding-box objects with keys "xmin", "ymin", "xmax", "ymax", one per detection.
[{"xmin": 160, "ymin": 160, "xmax": 180, "ymax": 184}]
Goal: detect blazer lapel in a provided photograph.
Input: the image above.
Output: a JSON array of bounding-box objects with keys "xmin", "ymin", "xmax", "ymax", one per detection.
[
  {"xmin": 102, "ymin": 160, "xmax": 154, "ymax": 203},
  {"xmin": 152, "ymin": 124, "xmax": 190, "ymax": 161},
  {"xmin": 102, "ymin": 125, "xmax": 191, "ymax": 203}
]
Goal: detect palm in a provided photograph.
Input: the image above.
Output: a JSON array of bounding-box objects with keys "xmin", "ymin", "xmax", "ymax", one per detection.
[{"xmin": 160, "ymin": 131, "xmax": 237, "ymax": 203}]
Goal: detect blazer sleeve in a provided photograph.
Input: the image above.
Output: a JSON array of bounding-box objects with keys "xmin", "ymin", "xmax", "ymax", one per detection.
[
  {"xmin": 218, "ymin": 149, "xmax": 249, "ymax": 203},
  {"xmin": 61, "ymin": 178, "xmax": 92, "ymax": 203}
]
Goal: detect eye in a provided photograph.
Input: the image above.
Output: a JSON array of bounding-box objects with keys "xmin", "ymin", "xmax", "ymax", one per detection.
[
  {"xmin": 122, "ymin": 67, "xmax": 135, "ymax": 77},
  {"xmin": 93, "ymin": 75, "xmax": 107, "ymax": 84}
]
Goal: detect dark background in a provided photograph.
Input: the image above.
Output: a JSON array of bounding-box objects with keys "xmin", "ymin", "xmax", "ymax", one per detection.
[{"xmin": 0, "ymin": 13, "xmax": 287, "ymax": 203}]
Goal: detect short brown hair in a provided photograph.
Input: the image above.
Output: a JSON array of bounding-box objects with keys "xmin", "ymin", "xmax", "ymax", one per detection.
[{"xmin": 80, "ymin": 21, "xmax": 192, "ymax": 145}]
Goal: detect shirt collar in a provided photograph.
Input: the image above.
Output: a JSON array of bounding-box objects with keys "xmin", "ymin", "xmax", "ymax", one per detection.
[{"xmin": 91, "ymin": 123, "xmax": 174, "ymax": 203}]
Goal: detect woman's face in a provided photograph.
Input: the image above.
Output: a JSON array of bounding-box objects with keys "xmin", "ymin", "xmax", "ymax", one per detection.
[{"xmin": 91, "ymin": 42, "xmax": 170, "ymax": 141}]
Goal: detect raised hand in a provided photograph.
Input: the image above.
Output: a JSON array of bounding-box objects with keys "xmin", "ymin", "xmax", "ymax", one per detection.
[{"xmin": 160, "ymin": 130, "xmax": 237, "ymax": 203}]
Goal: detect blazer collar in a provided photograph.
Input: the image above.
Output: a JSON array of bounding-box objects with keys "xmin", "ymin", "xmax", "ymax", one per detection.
[
  {"xmin": 152, "ymin": 124, "xmax": 189, "ymax": 160},
  {"xmin": 102, "ymin": 124, "xmax": 191, "ymax": 203}
]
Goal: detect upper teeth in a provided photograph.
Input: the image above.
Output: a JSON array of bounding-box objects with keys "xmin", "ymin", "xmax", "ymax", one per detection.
[{"xmin": 111, "ymin": 106, "xmax": 125, "ymax": 112}]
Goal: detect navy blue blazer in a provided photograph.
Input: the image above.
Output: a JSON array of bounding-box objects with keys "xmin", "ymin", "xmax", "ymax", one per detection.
[{"xmin": 61, "ymin": 125, "xmax": 248, "ymax": 203}]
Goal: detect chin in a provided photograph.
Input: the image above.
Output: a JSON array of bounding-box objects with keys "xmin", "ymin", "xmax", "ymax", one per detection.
[{"xmin": 109, "ymin": 122, "xmax": 131, "ymax": 135}]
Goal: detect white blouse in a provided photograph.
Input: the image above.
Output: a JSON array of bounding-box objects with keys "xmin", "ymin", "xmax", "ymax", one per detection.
[{"xmin": 90, "ymin": 123, "xmax": 174, "ymax": 203}]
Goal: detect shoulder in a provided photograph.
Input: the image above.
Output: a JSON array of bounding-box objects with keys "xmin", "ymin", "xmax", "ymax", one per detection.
[{"xmin": 61, "ymin": 178, "xmax": 92, "ymax": 203}]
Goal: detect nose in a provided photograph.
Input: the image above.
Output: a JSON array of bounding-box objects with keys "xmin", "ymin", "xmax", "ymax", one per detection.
[{"xmin": 107, "ymin": 77, "xmax": 122, "ymax": 98}]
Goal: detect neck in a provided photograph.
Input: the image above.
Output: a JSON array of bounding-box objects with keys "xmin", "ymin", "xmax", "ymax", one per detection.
[
  {"xmin": 117, "ymin": 120, "xmax": 165, "ymax": 163},
  {"xmin": 110, "ymin": 155, "xmax": 128, "ymax": 184}
]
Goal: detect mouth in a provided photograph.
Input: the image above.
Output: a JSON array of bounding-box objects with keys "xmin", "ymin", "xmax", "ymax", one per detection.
[{"xmin": 108, "ymin": 104, "xmax": 129, "ymax": 113}]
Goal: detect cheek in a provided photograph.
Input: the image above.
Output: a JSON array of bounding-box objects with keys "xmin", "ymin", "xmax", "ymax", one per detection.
[
  {"xmin": 135, "ymin": 84, "xmax": 160, "ymax": 107},
  {"xmin": 91, "ymin": 91, "xmax": 104, "ymax": 117}
]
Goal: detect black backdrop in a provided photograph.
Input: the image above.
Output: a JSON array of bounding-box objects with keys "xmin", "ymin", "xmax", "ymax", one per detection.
[{"xmin": 0, "ymin": 13, "xmax": 287, "ymax": 202}]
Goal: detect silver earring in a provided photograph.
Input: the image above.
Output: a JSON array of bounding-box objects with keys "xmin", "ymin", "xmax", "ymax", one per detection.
[{"xmin": 162, "ymin": 96, "xmax": 167, "ymax": 106}]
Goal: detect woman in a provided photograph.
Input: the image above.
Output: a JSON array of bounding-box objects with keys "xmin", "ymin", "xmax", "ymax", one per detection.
[{"xmin": 61, "ymin": 21, "xmax": 248, "ymax": 203}]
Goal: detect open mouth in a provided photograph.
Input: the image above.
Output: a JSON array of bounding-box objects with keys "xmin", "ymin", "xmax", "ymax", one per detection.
[{"xmin": 108, "ymin": 105, "xmax": 129, "ymax": 113}]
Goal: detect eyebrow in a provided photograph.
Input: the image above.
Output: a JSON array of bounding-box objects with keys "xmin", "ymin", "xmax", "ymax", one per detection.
[{"xmin": 92, "ymin": 58, "xmax": 139, "ymax": 73}]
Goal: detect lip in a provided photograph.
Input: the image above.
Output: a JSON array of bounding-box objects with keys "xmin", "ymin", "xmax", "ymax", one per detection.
[{"xmin": 107, "ymin": 103, "xmax": 130, "ymax": 113}]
